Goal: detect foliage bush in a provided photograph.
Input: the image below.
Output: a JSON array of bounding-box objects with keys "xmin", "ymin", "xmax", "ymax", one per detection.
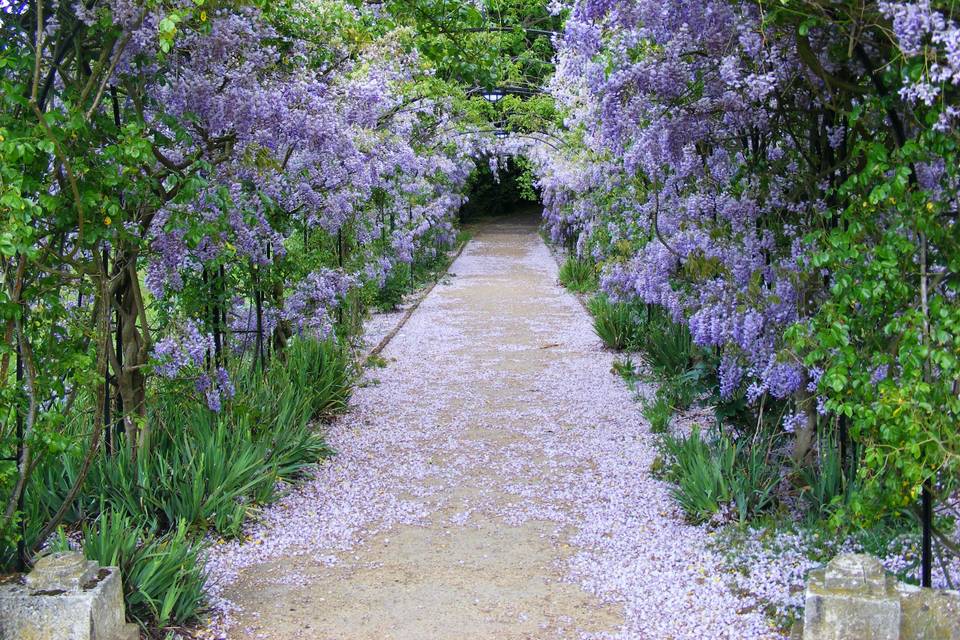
[
  {"xmin": 78, "ymin": 511, "xmax": 208, "ymax": 628},
  {"xmin": 635, "ymin": 309, "xmax": 695, "ymax": 378},
  {"xmin": 658, "ymin": 368, "xmax": 710, "ymax": 412},
  {"xmin": 374, "ymin": 234, "xmax": 465, "ymax": 312},
  {"xmin": 7, "ymin": 338, "xmax": 349, "ymax": 630},
  {"xmin": 611, "ymin": 356, "xmax": 638, "ymax": 381},
  {"xmin": 260, "ymin": 338, "xmax": 353, "ymax": 423},
  {"xmin": 663, "ymin": 427, "xmax": 780, "ymax": 524},
  {"xmin": 87, "ymin": 420, "xmax": 276, "ymax": 537},
  {"xmin": 47, "ymin": 339, "xmax": 349, "ymax": 539},
  {"xmin": 638, "ymin": 342, "xmax": 709, "ymax": 440},
  {"xmin": 799, "ymin": 435, "xmax": 856, "ymax": 521},
  {"xmin": 663, "ymin": 428, "xmax": 728, "ymax": 522},
  {"xmin": 588, "ymin": 295, "xmax": 643, "ymax": 351},
  {"xmin": 712, "ymin": 388, "xmax": 753, "ymax": 432},
  {"xmin": 559, "ymin": 256, "xmax": 597, "ymax": 293},
  {"xmin": 375, "ymin": 263, "xmax": 412, "ymax": 311},
  {"xmin": 729, "ymin": 438, "xmax": 783, "ymax": 524}
]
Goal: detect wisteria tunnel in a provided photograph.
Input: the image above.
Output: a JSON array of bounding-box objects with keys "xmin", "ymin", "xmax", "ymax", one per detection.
[{"xmin": 1, "ymin": 1, "xmax": 959, "ymax": 639}]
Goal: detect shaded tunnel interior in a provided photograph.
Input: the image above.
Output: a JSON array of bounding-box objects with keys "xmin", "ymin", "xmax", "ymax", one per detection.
[{"xmin": 459, "ymin": 157, "xmax": 539, "ymax": 221}]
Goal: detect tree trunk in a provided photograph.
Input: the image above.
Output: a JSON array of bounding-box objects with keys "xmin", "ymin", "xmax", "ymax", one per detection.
[
  {"xmin": 792, "ymin": 387, "xmax": 816, "ymax": 463},
  {"xmin": 271, "ymin": 278, "xmax": 292, "ymax": 356},
  {"xmin": 109, "ymin": 249, "xmax": 150, "ymax": 456}
]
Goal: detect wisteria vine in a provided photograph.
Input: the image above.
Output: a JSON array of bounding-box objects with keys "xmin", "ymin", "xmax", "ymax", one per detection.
[{"xmin": 520, "ymin": 0, "xmax": 960, "ymax": 528}]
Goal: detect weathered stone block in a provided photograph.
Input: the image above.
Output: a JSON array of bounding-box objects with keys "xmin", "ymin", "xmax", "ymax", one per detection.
[
  {"xmin": 803, "ymin": 553, "xmax": 901, "ymax": 640},
  {"xmin": 898, "ymin": 583, "xmax": 960, "ymax": 640},
  {"xmin": 0, "ymin": 551, "xmax": 139, "ymax": 640}
]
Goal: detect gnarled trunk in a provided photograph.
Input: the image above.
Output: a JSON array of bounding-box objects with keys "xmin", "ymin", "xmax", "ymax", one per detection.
[{"xmin": 108, "ymin": 248, "xmax": 151, "ymax": 457}]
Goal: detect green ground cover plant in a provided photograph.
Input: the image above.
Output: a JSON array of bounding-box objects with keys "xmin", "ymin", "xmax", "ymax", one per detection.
[
  {"xmin": 662, "ymin": 427, "xmax": 780, "ymax": 524},
  {"xmin": 10, "ymin": 339, "xmax": 350, "ymax": 632},
  {"xmin": 559, "ymin": 256, "xmax": 598, "ymax": 293},
  {"xmin": 588, "ymin": 295, "xmax": 644, "ymax": 351}
]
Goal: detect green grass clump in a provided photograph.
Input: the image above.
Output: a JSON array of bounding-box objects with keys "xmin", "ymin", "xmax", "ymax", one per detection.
[
  {"xmin": 79, "ymin": 511, "xmax": 208, "ymax": 628},
  {"xmin": 663, "ymin": 427, "xmax": 780, "ymax": 523},
  {"xmin": 635, "ymin": 307, "xmax": 695, "ymax": 377},
  {"xmin": 643, "ymin": 396, "xmax": 674, "ymax": 434},
  {"xmin": 84, "ymin": 417, "xmax": 276, "ymax": 537},
  {"xmin": 273, "ymin": 336, "xmax": 353, "ymax": 420},
  {"xmin": 22, "ymin": 338, "xmax": 352, "ymax": 633},
  {"xmin": 51, "ymin": 510, "xmax": 208, "ymax": 627},
  {"xmin": 798, "ymin": 434, "xmax": 856, "ymax": 521},
  {"xmin": 559, "ymin": 256, "xmax": 598, "ymax": 293},
  {"xmin": 588, "ymin": 295, "xmax": 643, "ymax": 350},
  {"xmin": 75, "ymin": 339, "xmax": 347, "ymax": 538},
  {"xmin": 612, "ymin": 356, "xmax": 638, "ymax": 381},
  {"xmin": 658, "ymin": 367, "xmax": 710, "ymax": 412}
]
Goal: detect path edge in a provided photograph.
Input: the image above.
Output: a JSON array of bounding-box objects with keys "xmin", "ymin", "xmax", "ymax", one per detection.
[
  {"xmin": 545, "ymin": 242, "xmax": 593, "ymax": 315},
  {"xmin": 361, "ymin": 238, "xmax": 470, "ymax": 366}
]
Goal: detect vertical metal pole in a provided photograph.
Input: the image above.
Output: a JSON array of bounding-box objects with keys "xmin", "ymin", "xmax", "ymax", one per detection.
[
  {"xmin": 265, "ymin": 243, "xmax": 272, "ymax": 360},
  {"xmin": 104, "ymin": 340, "xmax": 112, "ymax": 455},
  {"xmin": 114, "ymin": 255, "xmax": 124, "ymax": 446},
  {"xmin": 203, "ymin": 266, "xmax": 222, "ymax": 366},
  {"xmin": 254, "ymin": 268, "xmax": 264, "ymax": 371},
  {"xmin": 921, "ymin": 481, "xmax": 933, "ymax": 587},
  {"xmin": 113, "ymin": 306, "xmax": 122, "ymax": 444}
]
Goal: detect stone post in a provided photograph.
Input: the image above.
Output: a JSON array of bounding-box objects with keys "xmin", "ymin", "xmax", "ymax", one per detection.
[
  {"xmin": 803, "ymin": 553, "xmax": 901, "ymax": 640},
  {"xmin": 0, "ymin": 551, "xmax": 139, "ymax": 640}
]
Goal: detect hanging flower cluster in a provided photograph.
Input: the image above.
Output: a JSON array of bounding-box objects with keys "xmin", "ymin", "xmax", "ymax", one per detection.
[
  {"xmin": 115, "ymin": 2, "xmax": 488, "ymax": 404},
  {"xmin": 0, "ymin": 0, "xmax": 490, "ymax": 427}
]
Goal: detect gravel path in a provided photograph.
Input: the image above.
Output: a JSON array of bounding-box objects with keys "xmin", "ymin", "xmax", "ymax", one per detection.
[{"xmin": 203, "ymin": 215, "xmax": 783, "ymax": 639}]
